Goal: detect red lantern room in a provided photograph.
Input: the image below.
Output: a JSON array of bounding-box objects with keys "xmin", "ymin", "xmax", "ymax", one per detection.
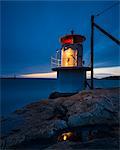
[
  {"xmin": 60, "ymin": 32, "xmax": 86, "ymax": 67},
  {"xmin": 60, "ymin": 34, "xmax": 86, "ymax": 45}
]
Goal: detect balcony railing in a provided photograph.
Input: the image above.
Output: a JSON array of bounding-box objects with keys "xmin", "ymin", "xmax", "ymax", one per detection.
[
  {"xmin": 51, "ymin": 56, "xmax": 61, "ymax": 68},
  {"xmin": 51, "ymin": 56, "xmax": 91, "ymax": 68}
]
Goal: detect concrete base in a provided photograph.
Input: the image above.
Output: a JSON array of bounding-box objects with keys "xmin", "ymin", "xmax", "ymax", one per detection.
[{"xmin": 56, "ymin": 69, "xmax": 87, "ymax": 93}]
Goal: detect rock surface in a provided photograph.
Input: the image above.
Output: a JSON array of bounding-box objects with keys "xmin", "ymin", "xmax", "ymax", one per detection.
[
  {"xmin": 45, "ymin": 137, "xmax": 119, "ymax": 150},
  {"xmin": 0, "ymin": 88, "xmax": 119, "ymax": 149}
]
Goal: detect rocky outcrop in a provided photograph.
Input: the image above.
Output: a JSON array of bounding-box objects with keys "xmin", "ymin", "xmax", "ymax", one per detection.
[
  {"xmin": 0, "ymin": 88, "xmax": 119, "ymax": 149},
  {"xmin": 68, "ymin": 96, "xmax": 118, "ymax": 127}
]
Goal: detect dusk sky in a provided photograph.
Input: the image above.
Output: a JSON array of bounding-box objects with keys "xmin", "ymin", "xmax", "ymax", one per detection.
[{"xmin": 1, "ymin": 1, "xmax": 120, "ymax": 78}]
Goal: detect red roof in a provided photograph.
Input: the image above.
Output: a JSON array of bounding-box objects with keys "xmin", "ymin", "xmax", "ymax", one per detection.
[{"xmin": 60, "ymin": 34, "xmax": 86, "ymax": 45}]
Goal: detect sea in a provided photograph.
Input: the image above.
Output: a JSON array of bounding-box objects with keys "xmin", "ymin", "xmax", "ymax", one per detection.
[{"xmin": 0, "ymin": 78, "xmax": 120, "ymax": 117}]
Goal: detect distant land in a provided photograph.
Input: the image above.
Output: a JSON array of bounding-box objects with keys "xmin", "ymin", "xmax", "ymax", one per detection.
[{"xmin": 101, "ymin": 76, "xmax": 120, "ymax": 80}]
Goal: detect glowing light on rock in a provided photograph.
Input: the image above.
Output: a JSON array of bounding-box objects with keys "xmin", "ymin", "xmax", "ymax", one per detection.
[
  {"xmin": 58, "ymin": 132, "xmax": 73, "ymax": 141},
  {"xmin": 63, "ymin": 135, "xmax": 67, "ymax": 141}
]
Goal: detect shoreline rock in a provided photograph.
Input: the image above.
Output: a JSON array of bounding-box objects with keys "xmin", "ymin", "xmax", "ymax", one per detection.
[{"xmin": 0, "ymin": 88, "xmax": 119, "ymax": 149}]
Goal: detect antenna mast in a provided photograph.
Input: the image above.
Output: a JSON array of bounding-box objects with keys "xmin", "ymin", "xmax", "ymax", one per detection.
[{"xmin": 90, "ymin": 15, "xmax": 94, "ymax": 89}]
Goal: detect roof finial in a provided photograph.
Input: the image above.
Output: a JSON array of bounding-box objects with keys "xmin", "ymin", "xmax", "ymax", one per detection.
[{"xmin": 71, "ymin": 30, "xmax": 74, "ymax": 35}]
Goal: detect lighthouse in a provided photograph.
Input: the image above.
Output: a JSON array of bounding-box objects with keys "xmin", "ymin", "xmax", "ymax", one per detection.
[{"xmin": 51, "ymin": 31, "xmax": 90, "ymax": 93}]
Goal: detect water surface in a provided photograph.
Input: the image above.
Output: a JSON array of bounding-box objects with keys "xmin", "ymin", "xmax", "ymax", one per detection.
[{"xmin": 1, "ymin": 78, "xmax": 119, "ymax": 116}]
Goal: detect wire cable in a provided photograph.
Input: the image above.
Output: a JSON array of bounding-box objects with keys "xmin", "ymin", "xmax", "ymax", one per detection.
[{"xmin": 95, "ymin": 2, "xmax": 120, "ymax": 17}]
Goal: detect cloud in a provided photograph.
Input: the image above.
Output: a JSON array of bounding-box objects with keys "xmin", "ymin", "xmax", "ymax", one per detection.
[
  {"xmin": 87, "ymin": 66, "xmax": 120, "ymax": 79},
  {"xmin": 21, "ymin": 66, "xmax": 120, "ymax": 79},
  {"xmin": 21, "ymin": 72, "xmax": 57, "ymax": 78}
]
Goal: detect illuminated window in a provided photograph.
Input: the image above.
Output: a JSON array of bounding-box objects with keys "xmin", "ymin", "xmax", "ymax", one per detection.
[{"xmin": 61, "ymin": 48, "xmax": 77, "ymax": 67}]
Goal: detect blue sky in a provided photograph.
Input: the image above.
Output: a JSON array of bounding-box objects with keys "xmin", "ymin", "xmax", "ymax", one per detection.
[{"xmin": 1, "ymin": 1, "xmax": 120, "ymax": 77}]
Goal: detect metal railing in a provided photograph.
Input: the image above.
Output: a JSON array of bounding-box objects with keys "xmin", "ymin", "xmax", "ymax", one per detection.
[
  {"xmin": 51, "ymin": 56, "xmax": 91, "ymax": 68},
  {"xmin": 51, "ymin": 56, "xmax": 61, "ymax": 68}
]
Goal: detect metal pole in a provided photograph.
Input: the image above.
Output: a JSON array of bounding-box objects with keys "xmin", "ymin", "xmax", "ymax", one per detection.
[
  {"xmin": 94, "ymin": 22, "xmax": 120, "ymax": 45},
  {"xmin": 91, "ymin": 15, "xmax": 94, "ymax": 89}
]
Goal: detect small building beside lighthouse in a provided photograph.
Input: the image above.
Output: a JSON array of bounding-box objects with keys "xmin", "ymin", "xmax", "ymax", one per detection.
[{"xmin": 51, "ymin": 31, "xmax": 90, "ymax": 93}]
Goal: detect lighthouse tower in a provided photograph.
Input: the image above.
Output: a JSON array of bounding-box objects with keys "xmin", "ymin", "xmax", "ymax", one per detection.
[{"xmin": 51, "ymin": 31, "xmax": 90, "ymax": 93}]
